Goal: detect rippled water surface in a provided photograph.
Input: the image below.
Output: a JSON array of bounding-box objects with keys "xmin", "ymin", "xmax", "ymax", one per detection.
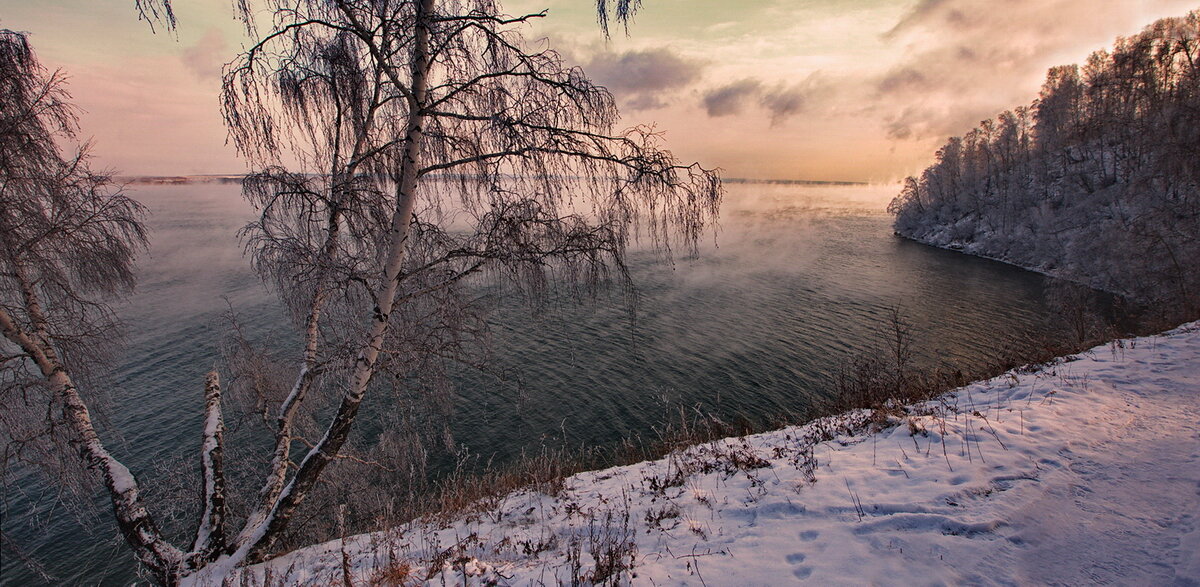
[{"xmin": 5, "ymin": 182, "xmax": 1073, "ymax": 584}]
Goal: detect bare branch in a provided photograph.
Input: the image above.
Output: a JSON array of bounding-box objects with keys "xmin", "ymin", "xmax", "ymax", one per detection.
[{"xmin": 133, "ymin": 0, "xmax": 177, "ymax": 33}]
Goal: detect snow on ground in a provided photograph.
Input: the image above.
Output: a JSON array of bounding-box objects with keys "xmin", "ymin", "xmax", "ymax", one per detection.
[{"xmin": 229, "ymin": 322, "xmax": 1200, "ymax": 585}]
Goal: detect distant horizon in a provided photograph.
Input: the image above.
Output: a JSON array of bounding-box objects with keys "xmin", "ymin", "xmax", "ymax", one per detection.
[
  {"xmin": 4, "ymin": 0, "xmax": 1196, "ymax": 182},
  {"xmin": 115, "ymin": 173, "xmax": 881, "ymax": 186}
]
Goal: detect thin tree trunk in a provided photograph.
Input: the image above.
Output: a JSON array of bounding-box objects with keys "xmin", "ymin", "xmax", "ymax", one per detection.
[
  {"xmin": 240, "ymin": 216, "xmax": 337, "ymax": 543},
  {"xmin": 220, "ymin": 0, "xmax": 437, "ymax": 568},
  {"xmin": 240, "ymin": 59, "xmax": 381, "ymax": 543}
]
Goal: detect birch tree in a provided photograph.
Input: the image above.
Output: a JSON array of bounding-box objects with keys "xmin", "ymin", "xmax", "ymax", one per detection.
[
  {"xmin": 0, "ymin": 28, "xmax": 172, "ymax": 578},
  {"xmin": 210, "ymin": 0, "xmax": 719, "ymax": 572},
  {"xmin": 3, "ymin": 0, "xmax": 720, "ymax": 582}
]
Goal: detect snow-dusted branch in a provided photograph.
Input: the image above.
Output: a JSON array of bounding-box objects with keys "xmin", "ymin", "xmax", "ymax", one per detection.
[
  {"xmin": 0, "ymin": 308, "xmax": 184, "ymax": 582},
  {"xmin": 191, "ymin": 371, "xmax": 227, "ymax": 559}
]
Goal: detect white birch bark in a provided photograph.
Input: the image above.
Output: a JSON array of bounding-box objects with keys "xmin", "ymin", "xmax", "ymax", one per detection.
[
  {"xmin": 207, "ymin": 0, "xmax": 437, "ymax": 572},
  {"xmin": 0, "ymin": 273, "xmax": 183, "ymax": 582},
  {"xmin": 190, "ymin": 370, "xmax": 226, "ymax": 560}
]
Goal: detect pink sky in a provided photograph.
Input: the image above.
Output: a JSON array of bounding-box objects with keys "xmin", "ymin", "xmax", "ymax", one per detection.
[{"xmin": 2, "ymin": 0, "xmax": 1197, "ymax": 181}]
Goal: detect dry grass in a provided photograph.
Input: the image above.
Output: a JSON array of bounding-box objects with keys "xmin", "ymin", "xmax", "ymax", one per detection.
[
  {"xmin": 367, "ymin": 560, "xmax": 413, "ymax": 586},
  {"xmin": 252, "ymin": 301, "xmax": 1197, "ymax": 583}
]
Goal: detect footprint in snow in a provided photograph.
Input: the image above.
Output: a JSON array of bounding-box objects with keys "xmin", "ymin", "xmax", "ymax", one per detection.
[
  {"xmin": 793, "ymin": 566, "xmax": 814, "ymax": 579},
  {"xmin": 786, "ymin": 553, "xmax": 807, "ymax": 563},
  {"xmin": 799, "ymin": 530, "xmax": 819, "ymax": 541}
]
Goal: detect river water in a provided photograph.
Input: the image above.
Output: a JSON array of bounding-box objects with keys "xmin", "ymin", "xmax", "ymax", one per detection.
[{"xmin": 3, "ymin": 181, "xmax": 1077, "ymax": 584}]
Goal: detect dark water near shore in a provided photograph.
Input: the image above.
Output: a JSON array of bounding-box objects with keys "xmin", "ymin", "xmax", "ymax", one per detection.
[{"xmin": 4, "ymin": 182, "xmax": 1079, "ymax": 584}]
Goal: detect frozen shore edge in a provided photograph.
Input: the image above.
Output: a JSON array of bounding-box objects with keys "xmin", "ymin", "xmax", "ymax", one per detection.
[{"xmin": 893, "ymin": 232, "xmax": 1122, "ymax": 297}]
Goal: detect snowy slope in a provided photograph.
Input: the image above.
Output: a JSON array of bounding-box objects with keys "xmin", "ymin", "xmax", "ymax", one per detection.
[{"xmin": 223, "ymin": 321, "xmax": 1200, "ymax": 586}]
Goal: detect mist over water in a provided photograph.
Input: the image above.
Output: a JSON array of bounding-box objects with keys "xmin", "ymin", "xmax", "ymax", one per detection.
[
  {"xmin": 5, "ymin": 182, "xmax": 1072, "ymax": 584},
  {"xmin": 463, "ymin": 183, "xmax": 1058, "ymax": 461}
]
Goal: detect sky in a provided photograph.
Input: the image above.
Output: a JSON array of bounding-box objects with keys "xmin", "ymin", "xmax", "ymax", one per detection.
[{"xmin": 1, "ymin": 0, "xmax": 1197, "ymax": 181}]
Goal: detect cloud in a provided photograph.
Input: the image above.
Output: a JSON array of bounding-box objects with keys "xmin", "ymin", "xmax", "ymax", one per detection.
[
  {"xmin": 882, "ymin": 104, "xmax": 981, "ymax": 141},
  {"xmin": 885, "ymin": 118, "xmax": 914, "ymax": 140},
  {"xmin": 181, "ymin": 28, "xmax": 228, "ymax": 82},
  {"xmin": 886, "ymin": 0, "xmax": 973, "ymax": 38},
  {"xmin": 702, "ymin": 79, "xmax": 762, "ymax": 116},
  {"xmin": 862, "ymin": 0, "xmax": 1200, "ymax": 142},
  {"xmin": 760, "ymin": 85, "xmax": 805, "ymax": 122},
  {"xmin": 584, "ymin": 48, "xmax": 703, "ymax": 110},
  {"xmin": 876, "ymin": 67, "xmax": 928, "ymax": 95},
  {"xmin": 761, "ymin": 75, "xmax": 830, "ymax": 123},
  {"xmin": 485, "ymin": 0, "xmax": 1200, "ymax": 178},
  {"xmin": 701, "ymin": 75, "xmax": 825, "ymax": 123}
]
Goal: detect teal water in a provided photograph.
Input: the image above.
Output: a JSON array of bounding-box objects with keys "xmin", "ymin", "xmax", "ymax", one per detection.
[{"xmin": 2, "ymin": 182, "xmax": 1074, "ymax": 584}]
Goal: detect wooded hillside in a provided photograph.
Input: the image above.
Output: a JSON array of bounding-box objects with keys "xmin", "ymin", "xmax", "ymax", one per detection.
[{"xmin": 889, "ymin": 11, "xmax": 1200, "ymax": 308}]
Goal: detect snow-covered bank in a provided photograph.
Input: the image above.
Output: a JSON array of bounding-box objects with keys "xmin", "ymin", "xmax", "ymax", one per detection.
[
  {"xmin": 225, "ymin": 322, "xmax": 1200, "ymax": 586},
  {"xmin": 896, "ymin": 232, "xmax": 1117, "ymax": 295}
]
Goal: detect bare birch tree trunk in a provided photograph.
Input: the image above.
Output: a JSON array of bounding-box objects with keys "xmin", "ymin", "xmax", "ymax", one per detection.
[
  {"xmin": 0, "ymin": 268, "xmax": 183, "ymax": 582},
  {"xmin": 218, "ymin": 0, "xmax": 437, "ymax": 567},
  {"xmin": 190, "ymin": 371, "xmax": 227, "ymax": 561}
]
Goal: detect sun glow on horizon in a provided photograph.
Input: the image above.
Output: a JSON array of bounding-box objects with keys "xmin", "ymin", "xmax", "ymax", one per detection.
[{"xmin": 1, "ymin": 0, "xmax": 1197, "ymax": 182}]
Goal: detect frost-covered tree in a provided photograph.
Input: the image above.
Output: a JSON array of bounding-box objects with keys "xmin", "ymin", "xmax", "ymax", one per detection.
[
  {"xmin": 889, "ymin": 10, "xmax": 1200, "ymax": 310},
  {"xmin": 0, "ymin": 27, "xmax": 162, "ymax": 577},
  {"xmin": 3, "ymin": 0, "xmax": 719, "ymax": 582}
]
